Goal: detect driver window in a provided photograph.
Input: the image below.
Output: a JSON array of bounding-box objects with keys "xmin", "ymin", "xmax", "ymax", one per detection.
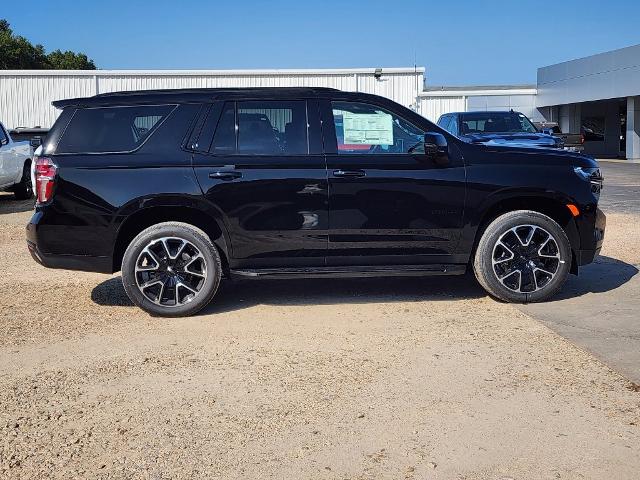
[
  {"xmin": 0, "ymin": 126, "xmax": 8, "ymax": 145},
  {"xmin": 331, "ymin": 101, "xmax": 425, "ymax": 154}
]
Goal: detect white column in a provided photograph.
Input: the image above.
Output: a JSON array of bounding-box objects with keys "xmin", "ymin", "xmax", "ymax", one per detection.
[{"xmin": 627, "ymin": 96, "xmax": 640, "ymax": 160}]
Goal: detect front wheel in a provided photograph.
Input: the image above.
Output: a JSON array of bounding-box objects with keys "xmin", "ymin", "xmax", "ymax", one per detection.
[
  {"xmin": 473, "ymin": 210, "xmax": 572, "ymax": 303},
  {"xmin": 121, "ymin": 222, "xmax": 222, "ymax": 317}
]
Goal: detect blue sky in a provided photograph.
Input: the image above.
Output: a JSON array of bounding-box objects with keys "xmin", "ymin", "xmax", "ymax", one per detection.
[{"xmin": 5, "ymin": 0, "xmax": 640, "ymax": 85}]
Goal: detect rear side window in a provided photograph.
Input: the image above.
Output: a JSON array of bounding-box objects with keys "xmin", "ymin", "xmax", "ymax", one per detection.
[
  {"xmin": 237, "ymin": 100, "xmax": 308, "ymax": 155},
  {"xmin": 56, "ymin": 105, "xmax": 174, "ymax": 154}
]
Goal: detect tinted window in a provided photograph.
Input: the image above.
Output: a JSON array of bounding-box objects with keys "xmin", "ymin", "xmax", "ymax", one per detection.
[
  {"xmin": 449, "ymin": 116, "xmax": 459, "ymax": 135},
  {"xmin": 211, "ymin": 102, "xmax": 236, "ymax": 154},
  {"xmin": 331, "ymin": 101, "xmax": 425, "ymax": 154},
  {"xmin": 56, "ymin": 105, "xmax": 174, "ymax": 154},
  {"xmin": 438, "ymin": 115, "xmax": 451, "ymax": 130},
  {"xmin": 0, "ymin": 125, "xmax": 7, "ymax": 145},
  {"xmin": 460, "ymin": 112, "xmax": 537, "ymax": 134},
  {"xmin": 236, "ymin": 100, "xmax": 308, "ymax": 155}
]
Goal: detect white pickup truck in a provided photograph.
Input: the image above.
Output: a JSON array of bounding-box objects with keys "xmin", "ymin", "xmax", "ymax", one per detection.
[{"xmin": 0, "ymin": 121, "xmax": 34, "ymax": 199}]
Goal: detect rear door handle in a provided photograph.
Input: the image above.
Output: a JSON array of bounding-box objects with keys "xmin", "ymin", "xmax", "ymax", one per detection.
[
  {"xmin": 333, "ymin": 169, "xmax": 366, "ymax": 178},
  {"xmin": 209, "ymin": 169, "xmax": 242, "ymax": 180}
]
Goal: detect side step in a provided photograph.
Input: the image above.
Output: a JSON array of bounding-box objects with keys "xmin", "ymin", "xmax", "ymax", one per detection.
[{"xmin": 230, "ymin": 264, "xmax": 466, "ymax": 280}]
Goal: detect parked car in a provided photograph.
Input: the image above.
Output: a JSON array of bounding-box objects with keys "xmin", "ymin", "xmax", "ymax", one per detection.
[
  {"xmin": 0, "ymin": 121, "xmax": 34, "ymax": 199},
  {"xmin": 8, "ymin": 126, "xmax": 50, "ymax": 149},
  {"xmin": 533, "ymin": 121, "xmax": 584, "ymax": 152},
  {"xmin": 26, "ymin": 88, "xmax": 605, "ymax": 316},
  {"xmin": 438, "ymin": 111, "xmax": 564, "ymax": 149}
]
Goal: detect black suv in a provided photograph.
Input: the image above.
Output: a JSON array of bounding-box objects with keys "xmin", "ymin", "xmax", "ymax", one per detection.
[{"xmin": 27, "ymin": 87, "xmax": 605, "ymax": 316}]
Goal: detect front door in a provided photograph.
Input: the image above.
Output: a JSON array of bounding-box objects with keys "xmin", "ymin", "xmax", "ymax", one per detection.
[
  {"xmin": 192, "ymin": 99, "xmax": 328, "ymax": 269},
  {"xmin": 0, "ymin": 126, "xmax": 12, "ymax": 187},
  {"xmin": 322, "ymin": 100, "xmax": 466, "ymax": 266}
]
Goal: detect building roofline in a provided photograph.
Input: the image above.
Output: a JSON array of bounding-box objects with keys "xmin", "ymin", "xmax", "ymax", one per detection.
[
  {"xmin": 420, "ymin": 85, "xmax": 537, "ymax": 97},
  {"xmin": 0, "ymin": 67, "xmax": 425, "ymax": 76},
  {"xmin": 538, "ymin": 43, "xmax": 640, "ymax": 70}
]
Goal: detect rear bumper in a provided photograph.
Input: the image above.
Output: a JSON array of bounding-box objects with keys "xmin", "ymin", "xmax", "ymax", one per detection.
[
  {"xmin": 27, "ymin": 240, "xmax": 112, "ymax": 273},
  {"xmin": 26, "ymin": 213, "xmax": 113, "ymax": 274}
]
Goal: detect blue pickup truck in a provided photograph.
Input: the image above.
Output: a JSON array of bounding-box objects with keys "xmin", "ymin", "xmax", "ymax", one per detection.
[{"xmin": 437, "ymin": 110, "xmax": 564, "ymax": 149}]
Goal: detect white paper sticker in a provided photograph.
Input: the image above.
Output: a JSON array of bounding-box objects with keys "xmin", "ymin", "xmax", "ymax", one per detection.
[{"xmin": 342, "ymin": 111, "xmax": 393, "ymax": 145}]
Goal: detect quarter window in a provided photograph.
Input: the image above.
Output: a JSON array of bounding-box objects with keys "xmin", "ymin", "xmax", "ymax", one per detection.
[
  {"xmin": 331, "ymin": 101, "xmax": 425, "ymax": 154},
  {"xmin": 56, "ymin": 105, "xmax": 174, "ymax": 154},
  {"xmin": 211, "ymin": 103, "xmax": 236, "ymax": 154}
]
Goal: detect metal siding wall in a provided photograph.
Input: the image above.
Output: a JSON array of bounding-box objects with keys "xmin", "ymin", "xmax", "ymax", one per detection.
[
  {"xmin": 0, "ymin": 74, "xmax": 95, "ymax": 129},
  {"xmin": 418, "ymin": 96, "xmax": 466, "ymax": 122},
  {"xmin": 424, "ymin": 93, "xmax": 544, "ymax": 123},
  {"xmin": 0, "ymin": 70, "xmax": 423, "ymax": 129}
]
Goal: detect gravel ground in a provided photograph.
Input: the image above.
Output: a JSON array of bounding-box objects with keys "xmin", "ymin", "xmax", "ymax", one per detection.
[{"xmin": 1, "ymin": 192, "xmax": 639, "ymax": 479}]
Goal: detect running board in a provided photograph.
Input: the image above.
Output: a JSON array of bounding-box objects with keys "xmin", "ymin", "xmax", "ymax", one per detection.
[{"xmin": 230, "ymin": 264, "xmax": 466, "ymax": 280}]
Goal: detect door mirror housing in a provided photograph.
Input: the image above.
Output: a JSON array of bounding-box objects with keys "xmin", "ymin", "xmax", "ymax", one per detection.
[
  {"xmin": 30, "ymin": 137, "xmax": 43, "ymax": 148},
  {"xmin": 423, "ymin": 132, "xmax": 449, "ymax": 166}
]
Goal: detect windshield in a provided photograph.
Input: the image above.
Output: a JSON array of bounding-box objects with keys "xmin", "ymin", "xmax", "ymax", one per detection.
[{"xmin": 459, "ymin": 112, "xmax": 538, "ymax": 134}]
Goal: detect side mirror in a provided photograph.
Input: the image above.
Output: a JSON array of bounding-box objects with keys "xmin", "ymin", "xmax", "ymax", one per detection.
[
  {"xmin": 30, "ymin": 137, "xmax": 42, "ymax": 148},
  {"xmin": 423, "ymin": 132, "xmax": 449, "ymax": 166},
  {"xmin": 0, "ymin": 137, "xmax": 7, "ymax": 147}
]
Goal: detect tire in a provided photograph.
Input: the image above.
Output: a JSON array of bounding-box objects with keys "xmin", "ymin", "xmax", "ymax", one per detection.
[
  {"xmin": 13, "ymin": 161, "xmax": 33, "ymax": 200},
  {"xmin": 121, "ymin": 222, "xmax": 222, "ymax": 317},
  {"xmin": 473, "ymin": 210, "xmax": 572, "ymax": 303}
]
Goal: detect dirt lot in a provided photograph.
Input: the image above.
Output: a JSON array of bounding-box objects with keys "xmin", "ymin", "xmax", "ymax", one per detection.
[{"xmin": 1, "ymin": 192, "xmax": 639, "ymax": 480}]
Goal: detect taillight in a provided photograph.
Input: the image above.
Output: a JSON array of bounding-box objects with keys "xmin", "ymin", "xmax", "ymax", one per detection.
[{"xmin": 34, "ymin": 157, "xmax": 57, "ymax": 204}]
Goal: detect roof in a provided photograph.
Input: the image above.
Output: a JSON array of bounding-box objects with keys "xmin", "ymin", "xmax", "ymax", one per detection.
[
  {"xmin": 424, "ymin": 84, "xmax": 536, "ymax": 92},
  {"xmin": 51, "ymin": 86, "xmax": 380, "ymax": 109},
  {"xmin": 1, "ymin": 67, "xmax": 425, "ymax": 76},
  {"xmin": 442, "ymin": 110, "xmax": 529, "ymax": 116},
  {"xmin": 421, "ymin": 85, "xmax": 537, "ymax": 97}
]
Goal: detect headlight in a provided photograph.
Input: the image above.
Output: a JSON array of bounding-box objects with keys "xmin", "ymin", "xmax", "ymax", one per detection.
[{"xmin": 574, "ymin": 166, "xmax": 603, "ymax": 193}]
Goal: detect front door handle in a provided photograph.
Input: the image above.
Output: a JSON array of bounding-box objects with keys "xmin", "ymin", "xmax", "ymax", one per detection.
[
  {"xmin": 209, "ymin": 169, "xmax": 242, "ymax": 180},
  {"xmin": 333, "ymin": 169, "xmax": 366, "ymax": 178}
]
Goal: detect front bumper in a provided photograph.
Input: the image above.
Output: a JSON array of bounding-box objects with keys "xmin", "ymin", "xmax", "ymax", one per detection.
[{"xmin": 575, "ymin": 207, "xmax": 606, "ymax": 266}]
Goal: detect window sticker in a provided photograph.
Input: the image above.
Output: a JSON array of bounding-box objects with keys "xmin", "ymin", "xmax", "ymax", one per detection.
[{"xmin": 342, "ymin": 111, "xmax": 393, "ymax": 145}]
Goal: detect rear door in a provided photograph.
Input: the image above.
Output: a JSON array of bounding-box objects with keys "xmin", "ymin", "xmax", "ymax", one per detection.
[
  {"xmin": 192, "ymin": 98, "xmax": 328, "ymax": 269},
  {"xmin": 322, "ymin": 99, "xmax": 466, "ymax": 266}
]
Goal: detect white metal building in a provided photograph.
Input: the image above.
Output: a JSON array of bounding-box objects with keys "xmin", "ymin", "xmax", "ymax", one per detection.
[
  {"xmin": 0, "ymin": 67, "xmax": 425, "ymax": 130},
  {"xmin": 418, "ymin": 85, "xmax": 541, "ymax": 123}
]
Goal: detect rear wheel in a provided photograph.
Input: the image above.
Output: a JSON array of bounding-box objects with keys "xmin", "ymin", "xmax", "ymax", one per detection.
[
  {"xmin": 473, "ymin": 210, "xmax": 571, "ymax": 303},
  {"xmin": 121, "ymin": 222, "xmax": 222, "ymax": 317},
  {"xmin": 13, "ymin": 161, "xmax": 33, "ymax": 200}
]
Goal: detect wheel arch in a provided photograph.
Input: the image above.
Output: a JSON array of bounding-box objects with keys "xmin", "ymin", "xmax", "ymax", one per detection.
[
  {"xmin": 471, "ymin": 194, "xmax": 580, "ymax": 274},
  {"xmin": 112, "ymin": 205, "xmax": 231, "ymax": 274}
]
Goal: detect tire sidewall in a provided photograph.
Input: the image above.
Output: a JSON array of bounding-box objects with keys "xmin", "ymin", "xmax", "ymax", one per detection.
[
  {"xmin": 474, "ymin": 211, "xmax": 572, "ymax": 303},
  {"xmin": 121, "ymin": 222, "xmax": 221, "ymax": 317}
]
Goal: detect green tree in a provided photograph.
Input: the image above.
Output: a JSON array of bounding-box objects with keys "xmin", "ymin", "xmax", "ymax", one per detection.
[
  {"xmin": 0, "ymin": 19, "xmax": 95, "ymax": 70},
  {"xmin": 46, "ymin": 49, "xmax": 96, "ymax": 69}
]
